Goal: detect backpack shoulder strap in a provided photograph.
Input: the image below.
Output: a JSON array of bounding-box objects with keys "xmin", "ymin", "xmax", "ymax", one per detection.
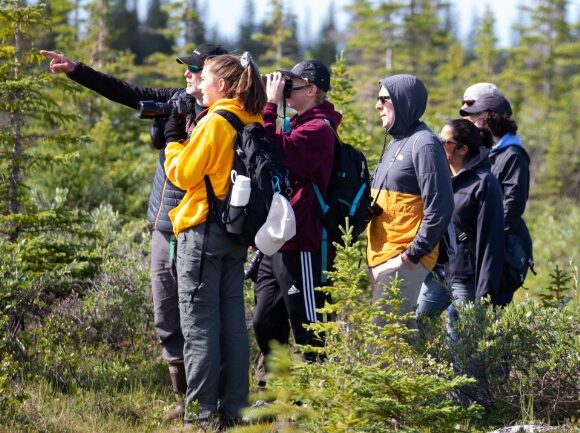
[
  {"xmin": 315, "ymin": 117, "xmax": 341, "ymax": 144},
  {"xmin": 310, "ymin": 118, "xmax": 337, "ymax": 211},
  {"xmin": 215, "ymin": 109, "xmax": 245, "ymax": 132}
]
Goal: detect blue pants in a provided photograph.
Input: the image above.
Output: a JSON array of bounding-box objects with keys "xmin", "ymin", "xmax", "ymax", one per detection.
[{"xmin": 416, "ymin": 267, "xmax": 475, "ymax": 339}]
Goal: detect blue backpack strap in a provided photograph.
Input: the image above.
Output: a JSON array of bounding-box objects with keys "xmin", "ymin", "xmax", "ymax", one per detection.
[
  {"xmin": 312, "ymin": 184, "xmax": 329, "ymax": 215},
  {"xmin": 312, "ymin": 118, "xmax": 337, "ymax": 283},
  {"xmin": 350, "ymin": 183, "xmax": 368, "ymax": 217}
]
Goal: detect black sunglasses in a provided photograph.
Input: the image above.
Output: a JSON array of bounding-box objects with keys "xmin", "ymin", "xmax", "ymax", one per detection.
[
  {"xmin": 289, "ymin": 85, "xmax": 311, "ymax": 92},
  {"xmin": 462, "ymin": 99, "xmax": 475, "ymax": 106},
  {"xmin": 187, "ymin": 65, "xmax": 202, "ymax": 73},
  {"xmin": 439, "ymin": 136, "xmax": 462, "ymax": 147},
  {"xmin": 377, "ymin": 95, "xmax": 392, "ymax": 104}
]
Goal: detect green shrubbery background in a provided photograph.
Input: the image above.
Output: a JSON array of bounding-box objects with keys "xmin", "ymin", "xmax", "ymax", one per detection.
[{"xmin": 1, "ymin": 0, "xmax": 578, "ymax": 432}]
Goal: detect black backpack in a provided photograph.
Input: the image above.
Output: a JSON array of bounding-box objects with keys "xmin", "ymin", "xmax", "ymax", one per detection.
[
  {"xmin": 499, "ymin": 233, "xmax": 535, "ymax": 294},
  {"xmin": 456, "ymin": 230, "xmax": 535, "ymax": 296},
  {"xmin": 204, "ymin": 110, "xmax": 291, "ymax": 246},
  {"xmin": 312, "ymin": 121, "xmax": 372, "ymax": 246}
]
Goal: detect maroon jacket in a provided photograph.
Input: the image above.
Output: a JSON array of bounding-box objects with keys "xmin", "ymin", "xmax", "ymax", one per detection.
[{"xmin": 263, "ymin": 101, "xmax": 342, "ymax": 251}]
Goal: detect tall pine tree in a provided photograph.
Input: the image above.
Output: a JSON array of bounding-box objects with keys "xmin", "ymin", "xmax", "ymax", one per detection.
[
  {"xmin": 136, "ymin": 0, "xmax": 173, "ymax": 61},
  {"xmin": 0, "ymin": 0, "xmax": 101, "ymax": 382},
  {"xmin": 311, "ymin": 2, "xmax": 338, "ymax": 67}
]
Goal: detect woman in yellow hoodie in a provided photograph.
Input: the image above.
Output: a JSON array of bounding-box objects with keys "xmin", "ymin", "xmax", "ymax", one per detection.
[{"xmin": 164, "ymin": 53, "xmax": 266, "ymax": 429}]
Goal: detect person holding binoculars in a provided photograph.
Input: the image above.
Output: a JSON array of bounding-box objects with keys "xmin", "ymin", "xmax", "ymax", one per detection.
[
  {"xmin": 40, "ymin": 43, "xmax": 228, "ymax": 421},
  {"xmin": 253, "ymin": 60, "xmax": 341, "ymax": 386}
]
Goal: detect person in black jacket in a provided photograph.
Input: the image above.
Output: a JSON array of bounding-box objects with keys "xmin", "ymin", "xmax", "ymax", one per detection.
[
  {"xmin": 40, "ymin": 44, "xmax": 228, "ymax": 420},
  {"xmin": 416, "ymin": 119, "xmax": 504, "ymax": 318},
  {"xmin": 460, "ymin": 94, "xmax": 533, "ymax": 305}
]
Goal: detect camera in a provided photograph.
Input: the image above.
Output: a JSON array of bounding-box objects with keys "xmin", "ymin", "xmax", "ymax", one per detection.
[
  {"xmin": 137, "ymin": 95, "xmax": 195, "ymax": 120},
  {"xmin": 261, "ymin": 74, "xmax": 293, "ymax": 99},
  {"xmin": 370, "ymin": 201, "xmax": 383, "ymax": 216},
  {"xmin": 138, "ymin": 94, "xmax": 196, "ymax": 149}
]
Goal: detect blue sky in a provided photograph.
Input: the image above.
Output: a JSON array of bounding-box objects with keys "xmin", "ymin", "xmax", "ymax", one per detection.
[{"xmin": 137, "ymin": 0, "xmax": 579, "ymax": 48}]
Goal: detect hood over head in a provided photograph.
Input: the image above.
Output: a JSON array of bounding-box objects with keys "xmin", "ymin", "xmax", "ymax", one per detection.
[{"xmin": 379, "ymin": 74, "xmax": 427, "ymax": 137}]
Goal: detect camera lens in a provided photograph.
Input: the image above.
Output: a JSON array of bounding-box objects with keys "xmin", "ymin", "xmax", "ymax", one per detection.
[{"xmin": 137, "ymin": 101, "xmax": 173, "ymax": 119}]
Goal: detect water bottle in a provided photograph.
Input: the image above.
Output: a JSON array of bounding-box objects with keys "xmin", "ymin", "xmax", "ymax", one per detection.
[
  {"xmin": 227, "ymin": 171, "xmax": 251, "ymax": 234},
  {"xmin": 230, "ymin": 172, "xmax": 251, "ymax": 206}
]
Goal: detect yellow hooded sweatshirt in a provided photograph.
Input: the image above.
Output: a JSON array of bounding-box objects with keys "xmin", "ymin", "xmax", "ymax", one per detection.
[{"xmin": 164, "ymin": 98, "xmax": 263, "ymax": 236}]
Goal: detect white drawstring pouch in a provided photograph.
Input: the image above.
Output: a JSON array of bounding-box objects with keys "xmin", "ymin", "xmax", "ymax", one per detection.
[{"xmin": 255, "ymin": 192, "xmax": 296, "ymax": 256}]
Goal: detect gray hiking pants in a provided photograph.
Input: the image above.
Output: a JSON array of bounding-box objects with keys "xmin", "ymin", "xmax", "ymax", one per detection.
[
  {"xmin": 369, "ymin": 253, "xmax": 429, "ymax": 328},
  {"xmin": 177, "ymin": 222, "xmax": 249, "ymax": 421},
  {"xmin": 151, "ymin": 229, "xmax": 184, "ymax": 361}
]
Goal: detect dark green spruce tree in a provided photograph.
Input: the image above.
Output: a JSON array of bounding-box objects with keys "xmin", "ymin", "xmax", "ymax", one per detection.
[
  {"xmin": 0, "ymin": 0, "xmax": 101, "ymax": 415},
  {"xmin": 311, "ymin": 2, "xmax": 338, "ymax": 67},
  {"xmin": 136, "ymin": 0, "xmax": 173, "ymax": 61},
  {"xmin": 254, "ymin": 0, "xmax": 299, "ymax": 69},
  {"xmin": 504, "ymin": 0, "xmax": 580, "ymax": 198},
  {"xmin": 108, "ymin": 0, "xmax": 142, "ymax": 60},
  {"xmin": 237, "ymin": 0, "xmax": 267, "ymax": 58}
]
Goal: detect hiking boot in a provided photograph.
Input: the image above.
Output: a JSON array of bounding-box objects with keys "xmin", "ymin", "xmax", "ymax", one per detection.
[
  {"xmin": 183, "ymin": 410, "xmax": 217, "ymax": 432},
  {"xmin": 165, "ymin": 360, "xmax": 187, "ymax": 421}
]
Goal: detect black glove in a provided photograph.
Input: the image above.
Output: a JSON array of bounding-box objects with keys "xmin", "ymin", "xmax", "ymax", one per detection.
[
  {"xmin": 150, "ymin": 118, "xmax": 167, "ymax": 149},
  {"xmin": 164, "ymin": 110, "xmax": 187, "ymax": 144}
]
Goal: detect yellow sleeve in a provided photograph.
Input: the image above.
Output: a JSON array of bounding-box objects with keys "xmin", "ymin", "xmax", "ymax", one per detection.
[{"xmin": 164, "ymin": 116, "xmax": 222, "ymax": 190}]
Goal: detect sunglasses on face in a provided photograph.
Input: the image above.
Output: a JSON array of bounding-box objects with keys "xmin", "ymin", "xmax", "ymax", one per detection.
[
  {"xmin": 283, "ymin": 82, "xmax": 311, "ymax": 99},
  {"xmin": 289, "ymin": 84, "xmax": 311, "ymax": 93},
  {"xmin": 377, "ymin": 95, "xmax": 392, "ymax": 104},
  {"xmin": 439, "ymin": 136, "xmax": 461, "ymax": 147},
  {"xmin": 462, "ymin": 99, "xmax": 475, "ymax": 106},
  {"xmin": 187, "ymin": 65, "xmax": 202, "ymax": 74}
]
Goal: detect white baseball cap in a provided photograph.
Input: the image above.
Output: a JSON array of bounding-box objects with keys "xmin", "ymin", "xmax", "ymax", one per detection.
[
  {"xmin": 255, "ymin": 193, "xmax": 296, "ymax": 256},
  {"xmin": 462, "ymin": 82, "xmax": 500, "ymax": 105}
]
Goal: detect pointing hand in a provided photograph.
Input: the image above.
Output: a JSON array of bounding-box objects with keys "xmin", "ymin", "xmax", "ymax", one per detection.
[{"xmin": 40, "ymin": 50, "xmax": 77, "ymax": 74}]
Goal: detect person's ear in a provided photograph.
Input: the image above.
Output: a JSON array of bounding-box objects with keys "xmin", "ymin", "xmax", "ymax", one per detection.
[
  {"xmin": 217, "ymin": 78, "xmax": 227, "ymax": 92},
  {"xmin": 458, "ymin": 143, "xmax": 469, "ymax": 156}
]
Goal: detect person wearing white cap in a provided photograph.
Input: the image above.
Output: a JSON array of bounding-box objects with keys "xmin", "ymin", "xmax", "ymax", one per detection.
[
  {"xmin": 460, "ymin": 82, "xmax": 500, "ymax": 112},
  {"xmin": 461, "ymin": 93, "xmax": 534, "ymax": 305}
]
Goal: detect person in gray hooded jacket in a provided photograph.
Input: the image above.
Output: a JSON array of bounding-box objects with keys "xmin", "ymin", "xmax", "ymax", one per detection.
[{"xmin": 367, "ymin": 75, "xmax": 454, "ymax": 324}]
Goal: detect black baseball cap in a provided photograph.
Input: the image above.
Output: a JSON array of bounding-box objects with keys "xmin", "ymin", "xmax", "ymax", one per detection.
[
  {"xmin": 460, "ymin": 93, "xmax": 513, "ymax": 117},
  {"xmin": 176, "ymin": 43, "xmax": 228, "ymax": 68},
  {"xmin": 280, "ymin": 60, "xmax": 331, "ymax": 92}
]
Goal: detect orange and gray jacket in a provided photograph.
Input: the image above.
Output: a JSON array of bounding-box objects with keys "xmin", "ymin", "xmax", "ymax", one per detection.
[{"xmin": 367, "ymin": 75, "xmax": 454, "ymax": 271}]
